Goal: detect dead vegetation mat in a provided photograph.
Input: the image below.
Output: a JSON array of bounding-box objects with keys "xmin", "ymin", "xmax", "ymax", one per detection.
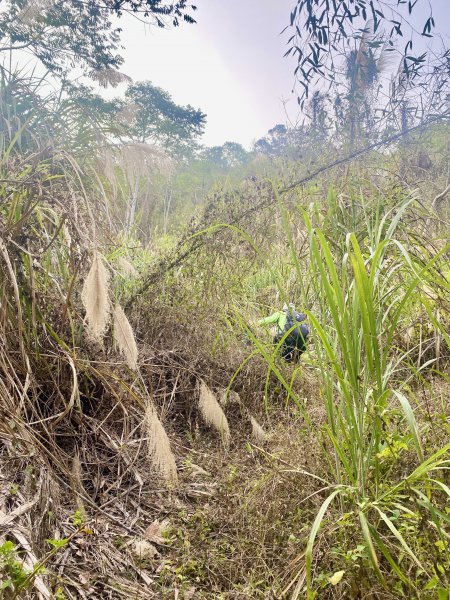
[
  {"xmin": 2, "ymin": 355, "xmax": 447, "ymax": 599},
  {"xmin": 0, "ymin": 349, "xmax": 327, "ymax": 599}
]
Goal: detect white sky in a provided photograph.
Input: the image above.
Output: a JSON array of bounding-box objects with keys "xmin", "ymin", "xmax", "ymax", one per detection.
[
  {"xmin": 110, "ymin": 0, "xmax": 449, "ymax": 150},
  {"xmin": 113, "ymin": 0, "xmax": 301, "ymax": 149},
  {"xmin": 3, "ymin": 0, "xmax": 296, "ymax": 148},
  {"xmin": 4, "ymin": 0, "xmax": 448, "ymax": 149}
]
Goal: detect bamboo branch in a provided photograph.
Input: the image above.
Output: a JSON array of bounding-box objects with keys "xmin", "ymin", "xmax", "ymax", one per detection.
[{"xmin": 126, "ymin": 113, "xmax": 450, "ymax": 308}]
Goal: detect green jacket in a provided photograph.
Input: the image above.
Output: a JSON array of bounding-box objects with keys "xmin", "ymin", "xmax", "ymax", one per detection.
[{"xmin": 258, "ymin": 311, "xmax": 287, "ymax": 333}]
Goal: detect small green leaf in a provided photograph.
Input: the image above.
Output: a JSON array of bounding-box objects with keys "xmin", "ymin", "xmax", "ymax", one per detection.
[
  {"xmin": 0, "ymin": 541, "xmax": 16, "ymax": 555},
  {"xmin": 0, "ymin": 579, "xmax": 13, "ymax": 590},
  {"xmin": 424, "ymin": 575, "xmax": 439, "ymax": 590},
  {"xmin": 329, "ymin": 570, "xmax": 345, "ymax": 585},
  {"xmin": 46, "ymin": 538, "xmax": 69, "ymax": 549}
]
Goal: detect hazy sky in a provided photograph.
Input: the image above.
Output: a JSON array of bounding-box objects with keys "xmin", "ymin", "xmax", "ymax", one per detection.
[
  {"xmin": 112, "ymin": 0, "xmax": 449, "ymax": 150},
  {"xmin": 5, "ymin": 0, "xmax": 448, "ymax": 149},
  {"xmin": 115, "ymin": 0, "xmax": 303, "ymax": 148}
]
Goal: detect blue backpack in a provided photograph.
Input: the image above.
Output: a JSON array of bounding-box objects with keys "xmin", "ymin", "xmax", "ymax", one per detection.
[{"xmin": 284, "ymin": 311, "xmax": 309, "ymax": 346}]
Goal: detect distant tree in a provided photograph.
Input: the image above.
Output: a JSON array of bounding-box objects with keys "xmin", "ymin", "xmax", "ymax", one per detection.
[
  {"xmin": 0, "ymin": 0, "xmax": 197, "ymax": 79},
  {"xmin": 254, "ymin": 124, "xmax": 288, "ymax": 157},
  {"xmin": 61, "ymin": 80, "xmax": 206, "ymax": 159},
  {"xmin": 253, "ymin": 137, "xmax": 272, "ymax": 156},
  {"xmin": 123, "ymin": 81, "xmax": 206, "ymax": 156},
  {"xmin": 64, "ymin": 83, "xmax": 121, "ymax": 124},
  {"xmin": 202, "ymin": 142, "xmax": 249, "ymax": 168},
  {"xmin": 253, "ymin": 124, "xmax": 319, "ymax": 159}
]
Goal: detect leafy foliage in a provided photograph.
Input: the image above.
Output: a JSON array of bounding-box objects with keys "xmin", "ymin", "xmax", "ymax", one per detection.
[
  {"xmin": 285, "ymin": 0, "xmax": 445, "ymax": 109},
  {"xmin": 0, "ymin": 541, "xmax": 29, "ymax": 592},
  {"xmin": 0, "ymin": 11, "xmax": 449, "ymax": 596},
  {"xmin": 0, "ymin": 0, "xmax": 197, "ymax": 77},
  {"xmin": 201, "ymin": 142, "xmax": 250, "ymax": 169},
  {"xmin": 124, "ymin": 81, "xmax": 206, "ymax": 154},
  {"xmin": 103, "ymin": 0, "xmax": 197, "ymax": 25}
]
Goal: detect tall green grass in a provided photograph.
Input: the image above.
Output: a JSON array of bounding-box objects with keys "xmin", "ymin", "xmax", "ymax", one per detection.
[{"xmin": 244, "ymin": 186, "xmax": 450, "ymax": 597}]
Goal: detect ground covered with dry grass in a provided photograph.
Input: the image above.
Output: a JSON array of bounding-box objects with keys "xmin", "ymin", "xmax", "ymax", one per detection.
[
  {"xmin": 0, "ymin": 364, "xmax": 337, "ymax": 599},
  {"xmin": 1, "ymin": 347, "xmax": 449, "ymax": 598}
]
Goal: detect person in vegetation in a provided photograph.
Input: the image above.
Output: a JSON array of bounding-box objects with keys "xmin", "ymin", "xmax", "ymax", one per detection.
[{"xmin": 258, "ymin": 303, "xmax": 309, "ymax": 362}]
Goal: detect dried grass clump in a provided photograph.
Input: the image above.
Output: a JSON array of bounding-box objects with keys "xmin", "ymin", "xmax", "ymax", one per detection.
[
  {"xmin": 130, "ymin": 538, "xmax": 159, "ymax": 559},
  {"xmin": 249, "ymin": 416, "xmax": 267, "ymax": 443},
  {"xmin": 81, "ymin": 251, "xmax": 110, "ymax": 342},
  {"xmin": 143, "ymin": 402, "xmax": 178, "ymax": 486},
  {"xmin": 198, "ymin": 381, "xmax": 230, "ymax": 447},
  {"xmin": 117, "ymin": 256, "xmax": 139, "ymax": 277},
  {"xmin": 217, "ymin": 388, "xmax": 241, "ymax": 407},
  {"xmin": 113, "ymin": 303, "xmax": 139, "ymax": 370}
]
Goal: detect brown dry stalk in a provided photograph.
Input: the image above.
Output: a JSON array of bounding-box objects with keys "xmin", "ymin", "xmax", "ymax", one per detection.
[
  {"xmin": 71, "ymin": 453, "xmax": 86, "ymax": 517},
  {"xmin": 198, "ymin": 381, "xmax": 230, "ymax": 447},
  {"xmin": 113, "ymin": 303, "xmax": 139, "ymax": 370},
  {"xmin": 81, "ymin": 251, "xmax": 110, "ymax": 342},
  {"xmin": 143, "ymin": 402, "xmax": 178, "ymax": 486}
]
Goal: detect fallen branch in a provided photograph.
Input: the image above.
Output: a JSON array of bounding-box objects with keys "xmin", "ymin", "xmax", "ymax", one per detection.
[{"xmin": 279, "ymin": 113, "xmax": 449, "ymax": 194}]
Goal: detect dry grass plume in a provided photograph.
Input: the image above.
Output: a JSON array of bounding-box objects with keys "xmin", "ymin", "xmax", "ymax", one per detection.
[
  {"xmin": 81, "ymin": 251, "xmax": 110, "ymax": 342},
  {"xmin": 143, "ymin": 401, "xmax": 178, "ymax": 486},
  {"xmin": 250, "ymin": 416, "xmax": 267, "ymax": 443},
  {"xmin": 117, "ymin": 256, "xmax": 139, "ymax": 277},
  {"xmin": 113, "ymin": 303, "xmax": 139, "ymax": 370},
  {"xmin": 198, "ymin": 381, "xmax": 230, "ymax": 447}
]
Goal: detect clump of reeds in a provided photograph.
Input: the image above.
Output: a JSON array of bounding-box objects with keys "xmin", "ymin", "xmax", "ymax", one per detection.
[{"xmin": 198, "ymin": 381, "xmax": 230, "ymax": 447}]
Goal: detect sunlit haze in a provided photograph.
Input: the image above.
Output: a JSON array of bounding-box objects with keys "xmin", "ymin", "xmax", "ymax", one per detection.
[
  {"xmin": 114, "ymin": 0, "xmax": 299, "ymax": 149},
  {"xmin": 4, "ymin": 0, "xmax": 449, "ymax": 148},
  {"xmin": 111, "ymin": 0, "xmax": 449, "ymax": 149}
]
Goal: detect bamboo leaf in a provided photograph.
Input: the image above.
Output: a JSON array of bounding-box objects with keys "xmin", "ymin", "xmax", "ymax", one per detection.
[
  {"xmin": 373, "ymin": 506, "xmax": 428, "ymax": 574},
  {"xmin": 306, "ymin": 489, "xmax": 341, "ymax": 597},
  {"xmin": 359, "ymin": 511, "xmax": 383, "ymax": 582},
  {"xmin": 392, "ymin": 390, "xmax": 423, "ymax": 462}
]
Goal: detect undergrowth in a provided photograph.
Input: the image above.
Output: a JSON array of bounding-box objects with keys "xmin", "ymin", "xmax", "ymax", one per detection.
[{"xmin": 0, "ymin": 73, "xmax": 449, "ymax": 598}]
